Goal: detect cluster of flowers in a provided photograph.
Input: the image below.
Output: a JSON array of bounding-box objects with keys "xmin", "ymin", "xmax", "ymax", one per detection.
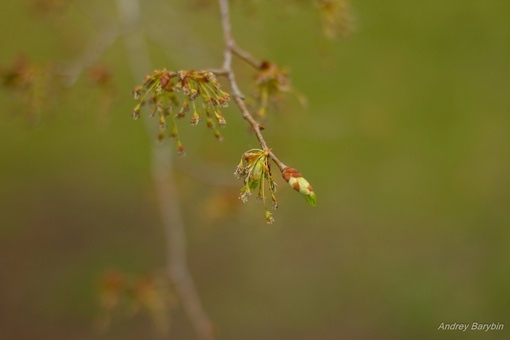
[
  {"xmin": 251, "ymin": 61, "xmax": 307, "ymax": 118},
  {"xmin": 99, "ymin": 270, "xmax": 173, "ymax": 333},
  {"xmin": 252, "ymin": 61, "xmax": 290, "ymax": 118},
  {"xmin": 132, "ymin": 69, "xmax": 230, "ymax": 154},
  {"xmin": 235, "ymin": 149, "xmax": 279, "ymax": 224},
  {"xmin": 316, "ymin": 0, "xmax": 353, "ymax": 39},
  {"xmin": 235, "ymin": 148, "xmax": 317, "ymax": 223},
  {"xmin": 1, "ymin": 56, "xmax": 53, "ymax": 122}
]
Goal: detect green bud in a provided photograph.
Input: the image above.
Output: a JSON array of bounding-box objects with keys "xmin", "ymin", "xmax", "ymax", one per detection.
[
  {"xmin": 282, "ymin": 167, "xmax": 317, "ymax": 207},
  {"xmin": 264, "ymin": 209, "xmax": 275, "ymax": 224}
]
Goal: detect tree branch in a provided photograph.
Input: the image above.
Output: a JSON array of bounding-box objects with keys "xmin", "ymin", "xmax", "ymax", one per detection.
[
  {"xmin": 115, "ymin": 1, "xmax": 214, "ymax": 339},
  {"xmin": 60, "ymin": 26, "xmax": 119, "ymax": 87},
  {"xmin": 232, "ymin": 45, "xmax": 262, "ymax": 69},
  {"xmin": 218, "ymin": 0, "xmax": 287, "ymax": 172}
]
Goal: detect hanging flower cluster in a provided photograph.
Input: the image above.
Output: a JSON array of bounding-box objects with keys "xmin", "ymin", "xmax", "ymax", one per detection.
[
  {"xmin": 1, "ymin": 56, "xmax": 53, "ymax": 122},
  {"xmin": 316, "ymin": 0, "xmax": 353, "ymax": 39},
  {"xmin": 234, "ymin": 149, "xmax": 317, "ymax": 223},
  {"xmin": 252, "ymin": 61, "xmax": 290, "ymax": 118},
  {"xmin": 235, "ymin": 149, "xmax": 279, "ymax": 224},
  {"xmin": 132, "ymin": 69, "xmax": 230, "ymax": 154},
  {"xmin": 252, "ymin": 61, "xmax": 306, "ymax": 118},
  {"xmin": 98, "ymin": 270, "xmax": 173, "ymax": 333}
]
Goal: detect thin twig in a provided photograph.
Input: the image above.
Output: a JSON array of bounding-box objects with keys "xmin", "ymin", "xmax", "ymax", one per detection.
[
  {"xmin": 207, "ymin": 68, "xmax": 230, "ymax": 76},
  {"xmin": 143, "ymin": 0, "xmax": 216, "ymax": 69},
  {"xmin": 73, "ymin": 1, "xmax": 112, "ymax": 28},
  {"xmin": 232, "ymin": 45, "xmax": 262, "ymax": 69},
  {"xmin": 218, "ymin": 0, "xmax": 287, "ymax": 172},
  {"xmin": 115, "ymin": 1, "xmax": 214, "ymax": 339},
  {"xmin": 60, "ymin": 26, "xmax": 119, "ymax": 87}
]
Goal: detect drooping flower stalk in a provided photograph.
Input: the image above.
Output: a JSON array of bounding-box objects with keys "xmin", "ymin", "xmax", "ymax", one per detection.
[{"xmin": 132, "ymin": 69, "xmax": 230, "ymax": 154}]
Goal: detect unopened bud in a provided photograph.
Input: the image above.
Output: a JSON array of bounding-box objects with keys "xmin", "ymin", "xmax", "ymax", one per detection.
[
  {"xmin": 177, "ymin": 140, "xmax": 185, "ymax": 156},
  {"xmin": 282, "ymin": 167, "xmax": 317, "ymax": 207},
  {"xmin": 132, "ymin": 108, "xmax": 140, "ymax": 120},
  {"xmin": 160, "ymin": 74, "xmax": 170, "ymax": 89},
  {"xmin": 264, "ymin": 209, "xmax": 275, "ymax": 224},
  {"xmin": 215, "ymin": 109, "xmax": 226, "ymax": 125},
  {"xmin": 190, "ymin": 111, "xmax": 200, "ymax": 125},
  {"xmin": 157, "ymin": 131, "xmax": 165, "ymax": 143}
]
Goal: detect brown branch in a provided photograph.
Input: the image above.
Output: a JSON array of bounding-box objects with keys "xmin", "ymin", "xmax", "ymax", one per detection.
[
  {"xmin": 115, "ymin": 1, "xmax": 215, "ymax": 339},
  {"xmin": 218, "ymin": 0, "xmax": 287, "ymax": 172},
  {"xmin": 232, "ymin": 45, "xmax": 263, "ymax": 69}
]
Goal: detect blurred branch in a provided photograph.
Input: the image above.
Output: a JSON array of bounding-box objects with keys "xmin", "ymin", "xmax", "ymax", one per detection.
[
  {"xmin": 72, "ymin": 1, "xmax": 112, "ymax": 28},
  {"xmin": 115, "ymin": 0, "xmax": 214, "ymax": 339},
  {"xmin": 232, "ymin": 45, "xmax": 262, "ymax": 69},
  {"xmin": 218, "ymin": 0, "xmax": 287, "ymax": 172},
  {"xmin": 59, "ymin": 26, "xmax": 119, "ymax": 86},
  {"xmin": 58, "ymin": 1, "xmax": 123, "ymax": 86},
  {"xmin": 142, "ymin": 0, "xmax": 216, "ymax": 68}
]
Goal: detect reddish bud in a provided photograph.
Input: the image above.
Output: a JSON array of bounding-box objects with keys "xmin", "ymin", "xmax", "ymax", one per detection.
[
  {"xmin": 177, "ymin": 141, "xmax": 185, "ymax": 156},
  {"xmin": 160, "ymin": 74, "xmax": 170, "ymax": 89}
]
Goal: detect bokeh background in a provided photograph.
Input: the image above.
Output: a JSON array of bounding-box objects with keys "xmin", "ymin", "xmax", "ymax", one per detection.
[{"xmin": 1, "ymin": 0, "xmax": 509, "ymax": 339}]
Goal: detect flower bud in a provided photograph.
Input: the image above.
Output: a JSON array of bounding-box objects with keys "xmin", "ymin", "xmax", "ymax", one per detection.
[
  {"xmin": 264, "ymin": 209, "xmax": 275, "ymax": 224},
  {"xmin": 176, "ymin": 140, "xmax": 185, "ymax": 156},
  {"xmin": 160, "ymin": 74, "xmax": 170, "ymax": 89},
  {"xmin": 132, "ymin": 107, "xmax": 140, "ymax": 120},
  {"xmin": 190, "ymin": 110, "xmax": 200, "ymax": 125},
  {"xmin": 282, "ymin": 167, "xmax": 316, "ymax": 207}
]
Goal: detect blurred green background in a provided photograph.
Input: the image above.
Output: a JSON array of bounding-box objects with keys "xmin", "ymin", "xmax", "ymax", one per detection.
[{"xmin": 1, "ymin": 0, "xmax": 509, "ymax": 339}]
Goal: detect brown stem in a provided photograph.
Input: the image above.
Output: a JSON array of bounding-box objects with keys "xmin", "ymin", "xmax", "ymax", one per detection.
[
  {"xmin": 232, "ymin": 45, "xmax": 263, "ymax": 69},
  {"xmin": 218, "ymin": 0, "xmax": 287, "ymax": 172}
]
